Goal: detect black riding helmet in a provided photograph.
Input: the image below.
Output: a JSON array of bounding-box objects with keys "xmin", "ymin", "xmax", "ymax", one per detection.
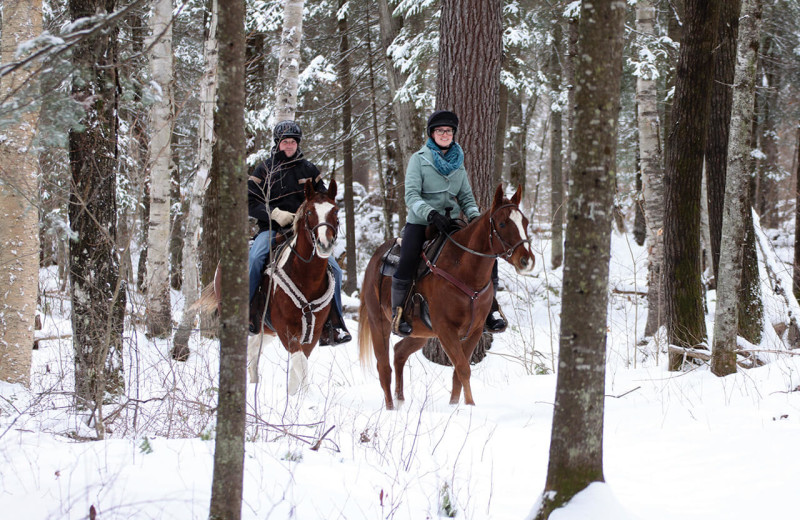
[
  {"xmin": 273, "ymin": 120, "xmax": 302, "ymax": 144},
  {"xmin": 426, "ymin": 110, "xmax": 458, "ymax": 137}
]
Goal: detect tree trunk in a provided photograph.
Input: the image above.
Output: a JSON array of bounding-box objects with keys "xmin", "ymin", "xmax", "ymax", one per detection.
[
  {"xmin": 534, "ymin": 2, "xmax": 626, "ymax": 517},
  {"xmin": 201, "ymin": 129, "xmax": 221, "ymax": 338},
  {"xmin": 637, "ymin": 0, "xmax": 666, "ymax": 337},
  {"xmin": 549, "ymin": 22, "xmax": 564, "ymax": 269},
  {"xmin": 376, "ymin": 0, "xmax": 416, "ymax": 220},
  {"xmin": 494, "ymin": 81, "xmax": 508, "ymax": 186},
  {"xmin": 68, "ymin": 0, "xmax": 127, "ymax": 431},
  {"xmin": 436, "ymin": 0, "xmax": 502, "ymax": 209},
  {"xmin": 664, "ymin": 0, "xmax": 719, "ymax": 368},
  {"xmin": 507, "ymin": 91, "xmax": 526, "ymax": 194},
  {"xmin": 174, "ymin": 0, "xmax": 218, "ymax": 357},
  {"xmin": 756, "ymin": 35, "xmax": 780, "ymax": 230},
  {"xmin": 337, "ymin": 0, "xmax": 357, "ymax": 295},
  {"xmin": 207, "ymin": 1, "xmax": 247, "ymax": 518},
  {"xmin": 705, "ymin": 0, "xmax": 742, "ymax": 283},
  {"xmin": 793, "ymin": 123, "xmax": 800, "ymax": 299},
  {"xmin": 273, "ymin": 0, "xmax": 304, "ymax": 123},
  {"xmin": 145, "ymin": 0, "xmax": 175, "ymax": 338},
  {"xmin": 169, "ymin": 147, "xmax": 183, "ymax": 291},
  {"xmin": 0, "ymin": 0, "xmax": 43, "ymax": 386},
  {"xmin": 711, "ymin": 0, "xmax": 762, "ymax": 377}
]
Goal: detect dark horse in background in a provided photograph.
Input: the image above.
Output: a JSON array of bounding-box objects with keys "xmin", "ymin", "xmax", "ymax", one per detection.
[
  {"xmin": 198, "ymin": 180, "xmax": 340, "ymax": 394},
  {"xmin": 359, "ymin": 185, "xmax": 535, "ymax": 409}
]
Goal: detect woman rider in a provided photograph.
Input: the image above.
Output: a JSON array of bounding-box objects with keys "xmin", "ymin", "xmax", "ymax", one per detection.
[{"xmin": 391, "ymin": 110, "xmax": 507, "ymax": 336}]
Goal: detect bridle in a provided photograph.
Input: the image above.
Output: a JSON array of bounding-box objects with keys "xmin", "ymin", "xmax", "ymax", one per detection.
[
  {"xmin": 288, "ymin": 201, "xmax": 339, "ymax": 264},
  {"xmin": 444, "ymin": 203, "xmax": 530, "ymax": 260}
]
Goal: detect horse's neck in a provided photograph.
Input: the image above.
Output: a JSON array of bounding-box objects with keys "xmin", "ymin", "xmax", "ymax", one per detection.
[{"xmin": 439, "ymin": 219, "xmax": 496, "ymax": 281}]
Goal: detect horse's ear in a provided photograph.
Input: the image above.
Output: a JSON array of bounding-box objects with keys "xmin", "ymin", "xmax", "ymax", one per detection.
[
  {"xmin": 511, "ymin": 184, "xmax": 522, "ymax": 206},
  {"xmin": 304, "ymin": 179, "xmax": 314, "ymax": 200},
  {"xmin": 328, "ymin": 179, "xmax": 337, "ymax": 200},
  {"xmin": 492, "ymin": 184, "xmax": 504, "ymax": 209}
]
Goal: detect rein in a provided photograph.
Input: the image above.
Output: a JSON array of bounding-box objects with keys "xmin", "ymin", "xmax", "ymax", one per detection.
[{"xmin": 443, "ymin": 204, "xmax": 530, "ymax": 260}]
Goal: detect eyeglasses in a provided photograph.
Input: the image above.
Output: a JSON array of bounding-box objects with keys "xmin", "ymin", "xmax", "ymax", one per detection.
[{"xmin": 433, "ymin": 128, "xmax": 454, "ymax": 136}]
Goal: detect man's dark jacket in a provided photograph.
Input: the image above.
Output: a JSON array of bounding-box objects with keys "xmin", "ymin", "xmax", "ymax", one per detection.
[{"xmin": 248, "ymin": 150, "xmax": 327, "ymax": 234}]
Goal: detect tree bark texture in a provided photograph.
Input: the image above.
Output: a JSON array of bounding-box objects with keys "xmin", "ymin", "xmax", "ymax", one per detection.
[
  {"xmin": 337, "ymin": 0, "xmax": 357, "ymax": 295},
  {"xmin": 705, "ymin": 0, "xmax": 741, "ymax": 283},
  {"xmin": 549, "ymin": 21, "xmax": 564, "ymax": 270},
  {"xmin": 635, "ymin": 0, "xmax": 666, "ymax": 337},
  {"xmin": 794, "ymin": 123, "xmax": 800, "ymax": 300},
  {"xmin": 376, "ymin": 0, "xmax": 416, "ymax": 220},
  {"xmin": 494, "ymin": 81, "xmax": 508, "ymax": 186},
  {"xmin": 664, "ymin": 0, "xmax": 719, "ymax": 368},
  {"xmin": 68, "ymin": 0, "xmax": 127, "ymax": 419},
  {"xmin": 174, "ymin": 0, "xmax": 218, "ymax": 356},
  {"xmin": 535, "ymin": 1, "xmax": 626, "ymax": 517},
  {"xmin": 145, "ymin": 0, "xmax": 175, "ymax": 338},
  {"xmin": 208, "ymin": 1, "xmax": 247, "ymax": 518},
  {"xmin": 0, "ymin": 0, "xmax": 43, "ymax": 386},
  {"xmin": 273, "ymin": 0, "xmax": 304, "ymax": 124},
  {"xmin": 436, "ymin": 0, "xmax": 502, "ymax": 209},
  {"xmin": 711, "ymin": 0, "xmax": 762, "ymax": 377}
]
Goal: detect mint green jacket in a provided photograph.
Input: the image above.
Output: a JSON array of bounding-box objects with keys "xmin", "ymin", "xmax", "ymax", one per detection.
[{"xmin": 404, "ymin": 144, "xmax": 481, "ymax": 225}]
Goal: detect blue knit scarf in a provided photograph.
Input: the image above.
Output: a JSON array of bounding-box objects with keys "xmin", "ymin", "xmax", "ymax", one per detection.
[{"xmin": 426, "ymin": 138, "xmax": 464, "ymax": 176}]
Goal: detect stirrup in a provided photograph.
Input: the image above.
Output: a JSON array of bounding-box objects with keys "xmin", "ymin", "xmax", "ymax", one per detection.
[
  {"xmin": 484, "ymin": 308, "xmax": 507, "ymax": 333},
  {"xmin": 391, "ymin": 307, "xmax": 412, "ymax": 337}
]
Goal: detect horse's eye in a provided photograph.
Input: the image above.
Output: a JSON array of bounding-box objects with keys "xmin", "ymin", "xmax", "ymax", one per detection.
[{"xmin": 499, "ymin": 222, "xmax": 506, "ymax": 228}]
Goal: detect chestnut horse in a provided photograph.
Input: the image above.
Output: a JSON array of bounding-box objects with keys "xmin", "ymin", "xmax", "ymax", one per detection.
[
  {"xmin": 358, "ymin": 185, "xmax": 535, "ymax": 409},
  {"xmin": 199, "ymin": 179, "xmax": 339, "ymax": 394}
]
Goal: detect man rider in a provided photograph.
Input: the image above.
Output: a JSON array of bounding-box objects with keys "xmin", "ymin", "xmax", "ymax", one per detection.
[{"xmin": 247, "ymin": 120, "xmax": 351, "ymax": 345}]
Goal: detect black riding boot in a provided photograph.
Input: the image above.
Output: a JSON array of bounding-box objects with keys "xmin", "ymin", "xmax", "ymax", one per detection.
[
  {"xmin": 485, "ymin": 263, "xmax": 507, "ymax": 333},
  {"xmin": 391, "ymin": 277, "xmax": 413, "ymax": 336},
  {"xmin": 319, "ymin": 304, "xmax": 352, "ymax": 346}
]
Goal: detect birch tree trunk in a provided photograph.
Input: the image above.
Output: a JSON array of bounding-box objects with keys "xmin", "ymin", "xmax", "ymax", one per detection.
[
  {"xmin": 273, "ymin": 0, "xmax": 303, "ymax": 123},
  {"xmin": 711, "ymin": 0, "xmax": 762, "ymax": 376},
  {"xmin": 173, "ymin": 0, "xmax": 218, "ymax": 359},
  {"xmin": 208, "ymin": 0, "xmax": 247, "ymax": 517},
  {"xmin": 637, "ymin": 0, "xmax": 664, "ymax": 338},
  {"xmin": 0, "ymin": 0, "xmax": 43, "ymax": 386},
  {"xmin": 534, "ymin": 1, "xmax": 626, "ymax": 517},
  {"xmin": 145, "ymin": 0, "xmax": 174, "ymax": 338}
]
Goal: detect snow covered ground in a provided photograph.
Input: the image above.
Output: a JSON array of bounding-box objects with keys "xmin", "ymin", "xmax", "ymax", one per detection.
[{"xmin": 2, "ymin": 229, "xmax": 800, "ymax": 519}]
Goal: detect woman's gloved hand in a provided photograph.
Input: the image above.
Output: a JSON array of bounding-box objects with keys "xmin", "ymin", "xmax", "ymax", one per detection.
[
  {"xmin": 428, "ymin": 211, "xmax": 453, "ymax": 234},
  {"xmin": 271, "ymin": 207, "xmax": 295, "ymax": 227}
]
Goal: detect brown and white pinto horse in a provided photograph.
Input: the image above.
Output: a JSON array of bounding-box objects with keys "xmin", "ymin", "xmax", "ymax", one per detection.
[
  {"xmin": 358, "ymin": 185, "xmax": 535, "ymax": 409},
  {"xmin": 199, "ymin": 179, "xmax": 340, "ymax": 394}
]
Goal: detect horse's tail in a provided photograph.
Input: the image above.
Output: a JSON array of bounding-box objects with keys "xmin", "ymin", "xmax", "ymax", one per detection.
[
  {"xmin": 190, "ymin": 281, "xmax": 220, "ymax": 315},
  {"xmin": 358, "ymin": 287, "xmax": 373, "ymax": 369}
]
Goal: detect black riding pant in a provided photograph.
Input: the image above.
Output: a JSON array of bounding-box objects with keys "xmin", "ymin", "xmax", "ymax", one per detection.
[{"xmin": 394, "ymin": 223, "xmax": 427, "ymax": 281}]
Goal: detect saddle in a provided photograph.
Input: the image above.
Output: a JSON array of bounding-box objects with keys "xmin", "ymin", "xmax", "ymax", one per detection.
[
  {"xmin": 249, "ymin": 231, "xmax": 292, "ymax": 333},
  {"xmin": 379, "ymin": 220, "xmax": 466, "ymax": 331}
]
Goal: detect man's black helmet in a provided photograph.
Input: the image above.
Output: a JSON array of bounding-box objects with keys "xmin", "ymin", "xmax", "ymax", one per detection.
[
  {"xmin": 427, "ymin": 110, "xmax": 459, "ymax": 137},
  {"xmin": 273, "ymin": 120, "xmax": 302, "ymax": 144}
]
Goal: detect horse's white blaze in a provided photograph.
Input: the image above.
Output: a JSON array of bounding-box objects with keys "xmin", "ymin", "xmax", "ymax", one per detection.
[
  {"xmin": 510, "ymin": 210, "xmax": 534, "ymax": 274},
  {"xmin": 313, "ymin": 201, "xmax": 335, "ymax": 257},
  {"xmin": 288, "ymin": 351, "xmax": 309, "ymax": 395}
]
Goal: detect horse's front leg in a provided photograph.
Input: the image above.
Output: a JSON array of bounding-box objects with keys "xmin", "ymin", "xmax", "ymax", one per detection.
[
  {"xmin": 247, "ymin": 333, "xmax": 265, "ymax": 383},
  {"xmin": 441, "ymin": 330, "xmax": 482, "ymax": 405}
]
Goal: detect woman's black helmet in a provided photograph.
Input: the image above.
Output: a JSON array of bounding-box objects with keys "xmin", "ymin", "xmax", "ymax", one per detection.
[
  {"xmin": 273, "ymin": 120, "xmax": 302, "ymax": 144},
  {"xmin": 426, "ymin": 110, "xmax": 458, "ymax": 137}
]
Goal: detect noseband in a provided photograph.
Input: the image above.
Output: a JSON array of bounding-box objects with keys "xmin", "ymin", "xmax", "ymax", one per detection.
[{"xmin": 290, "ymin": 203, "xmax": 338, "ymax": 263}]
